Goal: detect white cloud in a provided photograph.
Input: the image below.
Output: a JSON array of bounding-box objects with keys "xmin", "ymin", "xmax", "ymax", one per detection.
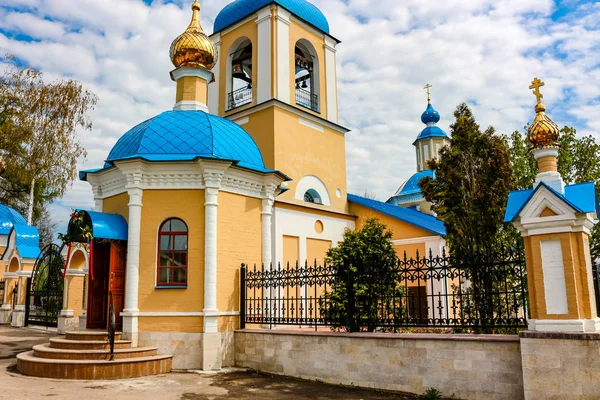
[{"xmin": 0, "ymin": 0, "xmax": 598, "ymax": 230}]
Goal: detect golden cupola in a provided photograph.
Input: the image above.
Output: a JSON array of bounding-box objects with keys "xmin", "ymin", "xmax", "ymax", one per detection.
[
  {"xmin": 527, "ymin": 77, "xmax": 560, "ymax": 149},
  {"xmin": 169, "ymin": 0, "xmax": 218, "ymax": 71}
]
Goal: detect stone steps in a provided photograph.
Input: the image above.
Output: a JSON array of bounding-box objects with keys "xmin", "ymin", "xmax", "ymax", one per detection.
[
  {"xmin": 32, "ymin": 344, "xmax": 158, "ymax": 360},
  {"xmin": 16, "ymin": 330, "xmax": 173, "ymax": 380}
]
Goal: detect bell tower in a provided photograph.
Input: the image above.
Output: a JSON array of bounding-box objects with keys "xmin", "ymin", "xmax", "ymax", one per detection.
[
  {"xmin": 208, "ymin": 0, "xmax": 349, "ymax": 214},
  {"xmin": 414, "ymin": 84, "xmax": 450, "ymax": 172}
]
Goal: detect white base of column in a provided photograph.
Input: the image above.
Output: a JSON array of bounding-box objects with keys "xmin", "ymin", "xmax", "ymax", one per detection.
[
  {"xmin": 0, "ymin": 306, "xmax": 11, "ymax": 324},
  {"xmin": 11, "ymin": 306, "xmax": 25, "ymax": 327},
  {"xmin": 528, "ymin": 318, "xmax": 600, "ymax": 333},
  {"xmin": 173, "ymin": 100, "xmax": 208, "ymax": 112},
  {"xmin": 121, "ymin": 311, "xmax": 139, "ymax": 347},
  {"xmin": 78, "ymin": 312, "xmax": 87, "ymax": 330},
  {"xmin": 58, "ymin": 315, "xmax": 78, "ymax": 334},
  {"xmin": 201, "ymin": 332, "xmax": 222, "ymax": 371}
]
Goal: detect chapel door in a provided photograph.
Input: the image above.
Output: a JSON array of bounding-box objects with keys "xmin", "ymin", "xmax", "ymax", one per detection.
[
  {"xmin": 86, "ymin": 241, "xmax": 110, "ymax": 329},
  {"xmin": 108, "ymin": 241, "xmax": 126, "ymax": 332}
]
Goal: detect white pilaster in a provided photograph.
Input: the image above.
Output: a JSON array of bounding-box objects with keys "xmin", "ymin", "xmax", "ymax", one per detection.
[
  {"xmin": 533, "ymin": 147, "xmax": 564, "ymax": 193},
  {"xmin": 275, "ymin": 8, "xmax": 291, "ymax": 103},
  {"xmin": 121, "ymin": 173, "xmax": 143, "ymax": 346},
  {"xmin": 256, "ymin": 8, "xmax": 272, "ymax": 104},
  {"xmin": 324, "ymin": 36, "xmax": 338, "ymax": 123},
  {"xmin": 208, "ymin": 33, "xmax": 221, "ymax": 114},
  {"xmin": 202, "ymin": 163, "xmax": 229, "ymax": 333}
]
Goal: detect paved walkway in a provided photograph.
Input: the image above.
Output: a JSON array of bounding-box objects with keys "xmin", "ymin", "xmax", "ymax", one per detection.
[{"xmin": 0, "ymin": 326, "xmax": 413, "ymax": 399}]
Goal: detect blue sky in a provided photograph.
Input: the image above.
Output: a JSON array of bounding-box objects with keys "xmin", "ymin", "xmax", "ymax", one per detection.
[{"xmin": 0, "ymin": 0, "xmax": 599, "ymax": 232}]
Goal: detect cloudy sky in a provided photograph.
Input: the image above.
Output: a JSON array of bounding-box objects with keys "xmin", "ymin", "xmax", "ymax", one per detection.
[{"xmin": 0, "ymin": 0, "xmax": 599, "ymax": 231}]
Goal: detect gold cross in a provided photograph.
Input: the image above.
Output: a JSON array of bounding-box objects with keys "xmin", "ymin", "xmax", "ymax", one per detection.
[
  {"xmin": 424, "ymin": 83, "xmax": 432, "ymax": 103},
  {"xmin": 529, "ymin": 77, "xmax": 545, "ymax": 105}
]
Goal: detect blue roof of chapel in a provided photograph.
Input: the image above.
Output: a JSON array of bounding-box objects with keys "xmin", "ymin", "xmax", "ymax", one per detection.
[
  {"xmin": 0, "ymin": 205, "xmax": 27, "ymax": 235},
  {"xmin": 2, "ymin": 224, "xmax": 41, "ymax": 260},
  {"xmin": 394, "ymin": 170, "xmax": 435, "ymax": 197},
  {"xmin": 504, "ymin": 182, "xmax": 600, "ymax": 223},
  {"xmin": 348, "ymin": 193, "xmax": 446, "ymax": 237},
  {"xmin": 88, "ymin": 110, "xmax": 272, "ymax": 176},
  {"xmin": 214, "ymin": 0, "xmax": 330, "ymax": 35}
]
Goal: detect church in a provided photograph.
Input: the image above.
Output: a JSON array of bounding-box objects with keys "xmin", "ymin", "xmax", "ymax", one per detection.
[{"xmin": 1, "ymin": 0, "xmax": 449, "ymax": 371}]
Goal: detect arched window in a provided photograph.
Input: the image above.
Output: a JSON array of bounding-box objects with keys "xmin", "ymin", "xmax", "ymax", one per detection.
[
  {"xmin": 304, "ymin": 189, "xmax": 322, "ymax": 205},
  {"xmin": 295, "ymin": 39, "xmax": 319, "ymax": 112},
  {"xmin": 157, "ymin": 218, "xmax": 188, "ymax": 287},
  {"xmin": 227, "ymin": 38, "xmax": 253, "ymax": 110}
]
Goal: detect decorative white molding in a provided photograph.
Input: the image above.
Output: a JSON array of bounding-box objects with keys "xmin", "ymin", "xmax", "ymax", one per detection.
[
  {"xmin": 65, "ymin": 269, "xmax": 87, "ymax": 277},
  {"xmin": 174, "ymin": 100, "xmax": 209, "ymax": 112},
  {"xmin": 294, "ymin": 175, "xmax": 331, "ymax": 206},
  {"xmin": 540, "ymin": 239, "xmax": 568, "ymax": 315},
  {"xmin": 276, "ymin": 7, "xmax": 291, "ymax": 103},
  {"xmin": 528, "ymin": 318, "xmax": 600, "ymax": 333},
  {"xmin": 234, "ymin": 117, "xmax": 249, "ymax": 126},
  {"xmin": 299, "ymin": 118, "xmax": 325, "ymax": 132},
  {"xmin": 16, "ymin": 270, "xmax": 32, "ymax": 277},
  {"xmin": 324, "ymin": 36, "xmax": 338, "ymax": 123},
  {"xmin": 136, "ymin": 311, "xmax": 240, "ymax": 317},
  {"xmin": 170, "ymin": 67, "xmax": 213, "ymax": 83},
  {"xmin": 0, "ymin": 235, "xmax": 7, "ymax": 248},
  {"xmin": 60, "ymin": 310, "xmax": 75, "ymax": 317},
  {"xmin": 256, "ymin": 7, "xmax": 272, "ymax": 104},
  {"xmin": 3, "ymin": 272, "xmax": 18, "ymax": 279}
]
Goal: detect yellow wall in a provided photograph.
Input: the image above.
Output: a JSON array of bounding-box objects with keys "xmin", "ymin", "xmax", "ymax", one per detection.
[
  {"xmin": 139, "ymin": 316, "xmax": 204, "ymax": 333},
  {"xmin": 527, "ymin": 231, "xmax": 596, "ymax": 321},
  {"xmin": 306, "ymin": 238, "xmax": 331, "ymax": 266},
  {"xmin": 283, "ymin": 235, "xmax": 299, "ymax": 267},
  {"xmin": 138, "ymin": 190, "xmax": 205, "ymax": 314},
  {"xmin": 216, "ymin": 192, "xmax": 261, "ymax": 313},
  {"xmin": 8, "ymin": 257, "xmax": 19, "ymax": 273},
  {"xmin": 66, "ymin": 276, "xmax": 85, "ymax": 318},
  {"xmin": 395, "ymin": 242, "xmax": 426, "ymax": 260},
  {"xmin": 351, "ymin": 203, "xmax": 435, "ymax": 240},
  {"xmin": 103, "ymin": 193, "xmax": 129, "ymax": 222},
  {"xmin": 289, "ymin": 21, "xmax": 327, "ymax": 117},
  {"xmin": 235, "ymin": 108, "xmax": 276, "ymax": 169},
  {"xmin": 219, "ymin": 20, "xmax": 259, "ymax": 116},
  {"xmin": 273, "ymin": 107, "xmax": 348, "ymax": 212}
]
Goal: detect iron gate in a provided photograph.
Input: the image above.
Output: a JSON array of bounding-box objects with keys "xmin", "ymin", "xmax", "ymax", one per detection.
[{"xmin": 25, "ymin": 243, "xmax": 64, "ymax": 327}]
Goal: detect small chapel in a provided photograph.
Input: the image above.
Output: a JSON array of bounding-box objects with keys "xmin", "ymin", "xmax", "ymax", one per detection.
[{"xmin": 1, "ymin": 0, "xmax": 448, "ymax": 373}]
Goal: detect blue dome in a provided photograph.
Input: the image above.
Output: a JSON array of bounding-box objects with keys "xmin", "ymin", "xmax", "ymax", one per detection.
[
  {"xmin": 394, "ymin": 170, "xmax": 435, "ymax": 197},
  {"xmin": 421, "ymin": 103, "xmax": 440, "ymax": 124},
  {"xmin": 0, "ymin": 205, "xmax": 27, "ymax": 235},
  {"xmin": 105, "ymin": 111, "xmax": 269, "ymax": 173},
  {"xmin": 214, "ymin": 0, "xmax": 330, "ymax": 34}
]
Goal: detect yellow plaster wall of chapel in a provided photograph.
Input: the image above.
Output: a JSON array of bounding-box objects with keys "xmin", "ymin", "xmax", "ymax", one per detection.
[
  {"xmin": 525, "ymin": 231, "xmax": 596, "ymax": 321},
  {"xmin": 219, "ymin": 19, "xmax": 259, "ymax": 116},
  {"xmin": 234, "ymin": 108, "xmax": 276, "ymax": 169},
  {"xmin": 216, "ymin": 191, "xmax": 262, "ymax": 313},
  {"xmin": 272, "ymin": 107, "xmax": 348, "ymax": 212},
  {"xmin": 102, "ymin": 193, "xmax": 129, "ymax": 222},
  {"xmin": 139, "ymin": 316, "xmax": 204, "ymax": 333},
  {"xmin": 137, "ymin": 190, "xmax": 205, "ymax": 315},
  {"xmin": 288, "ymin": 21, "xmax": 327, "ymax": 118}
]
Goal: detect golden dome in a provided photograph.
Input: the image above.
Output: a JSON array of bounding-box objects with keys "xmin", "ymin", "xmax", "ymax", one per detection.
[
  {"xmin": 527, "ymin": 103, "xmax": 560, "ymax": 148},
  {"xmin": 169, "ymin": 0, "xmax": 218, "ymax": 70}
]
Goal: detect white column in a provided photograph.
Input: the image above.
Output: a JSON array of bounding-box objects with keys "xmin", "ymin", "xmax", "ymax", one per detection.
[
  {"xmin": 426, "ymin": 238, "xmax": 446, "ymax": 320},
  {"xmin": 122, "ymin": 185, "xmax": 143, "ymax": 345},
  {"xmin": 202, "ymin": 169, "xmax": 225, "ymax": 333},
  {"xmin": 92, "ymin": 186, "xmax": 103, "ymax": 212},
  {"xmin": 275, "ymin": 8, "xmax": 291, "ymax": 103},
  {"xmin": 261, "ymin": 197, "xmax": 274, "ymax": 268},
  {"xmin": 208, "ymin": 33, "xmax": 221, "ymax": 114},
  {"xmin": 324, "ymin": 36, "xmax": 338, "ymax": 124},
  {"xmin": 256, "ymin": 8, "xmax": 272, "ymax": 104}
]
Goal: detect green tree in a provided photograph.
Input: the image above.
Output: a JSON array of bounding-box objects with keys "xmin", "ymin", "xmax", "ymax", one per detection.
[
  {"xmin": 503, "ymin": 127, "xmax": 600, "ymax": 257},
  {"xmin": 419, "ymin": 102, "xmax": 514, "ymax": 259},
  {"xmin": 320, "ymin": 218, "xmax": 403, "ymax": 332},
  {"xmin": 0, "ymin": 54, "xmax": 97, "ymax": 225}
]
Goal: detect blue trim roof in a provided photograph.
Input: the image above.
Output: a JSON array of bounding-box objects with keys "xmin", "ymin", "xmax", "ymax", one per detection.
[
  {"xmin": 394, "ymin": 170, "xmax": 434, "ymax": 197},
  {"xmin": 348, "ymin": 193, "xmax": 446, "ymax": 237},
  {"xmin": 414, "ymin": 126, "xmax": 449, "ymax": 144},
  {"xmin": 0, "ymin": 205, "xmax": 27, "ymax": 235},
  {"xmin": 71, "ymin": 210, "xmax": 128, "ymax": 241},
  {"xmin": 504, "ymin": 182, "xmax": 599, "ymax": 223},
  {"xmin": 214, "ymin": 0, "xmax": 330, "ymax": 35},
  {"xmin": 2, "ymin": 224, "xmax": 41, "ymax": 260},
  {"xmin": 101, "ymin": 110, "xmax": 273, "ymax": 174}
]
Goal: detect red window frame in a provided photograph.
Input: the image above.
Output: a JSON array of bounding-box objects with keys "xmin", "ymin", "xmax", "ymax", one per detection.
[{"xmin": 157, "ymin": 218, "xmax": 188, "ymax": 287}]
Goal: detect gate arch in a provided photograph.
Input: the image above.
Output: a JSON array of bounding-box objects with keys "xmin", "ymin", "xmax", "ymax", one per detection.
[{"xmin": 24, "ymin": 243, "xmax": 64, "ymax": 327}]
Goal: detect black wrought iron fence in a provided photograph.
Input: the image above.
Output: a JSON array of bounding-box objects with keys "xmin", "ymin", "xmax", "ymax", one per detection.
[
  {"xmin": 241, "ymin": 245, "xmax": 528, "ymax": 332},
  {"xmin": 295, "ymin": 88, "xmax": 319, "ymax": 112},
  {"xmin": 227, "ymin": 87, "xmax": 252, "ymax": 110},
  {"xmin": 592, "ymin": 260, "xmax": 600, "ymax": 314}
]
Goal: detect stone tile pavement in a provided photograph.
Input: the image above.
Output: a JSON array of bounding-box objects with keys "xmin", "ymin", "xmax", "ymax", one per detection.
[{"xmin": 0, "ymin": 326, "xmax": 415, "ymax": 399}]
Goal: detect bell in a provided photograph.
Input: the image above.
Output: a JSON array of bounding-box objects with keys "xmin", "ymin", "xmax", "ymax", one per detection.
[{"xmin": 232, "ymin": 62, "xmax": 245, "ymax": 79}]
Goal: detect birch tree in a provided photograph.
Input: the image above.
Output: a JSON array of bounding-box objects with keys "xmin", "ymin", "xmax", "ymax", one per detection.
[{"xmin": 0, "ymin": 55, "xmax": 97, "ymax": 224}]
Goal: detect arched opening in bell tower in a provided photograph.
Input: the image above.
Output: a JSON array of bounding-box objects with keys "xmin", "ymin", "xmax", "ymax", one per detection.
[
  {"xmin": 294, "ymin": 39, "xmax": 320, "ymax": 113},
  {"xmin": 226, "ymin": 37, "xmax": 253, "ymax": 110}
]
